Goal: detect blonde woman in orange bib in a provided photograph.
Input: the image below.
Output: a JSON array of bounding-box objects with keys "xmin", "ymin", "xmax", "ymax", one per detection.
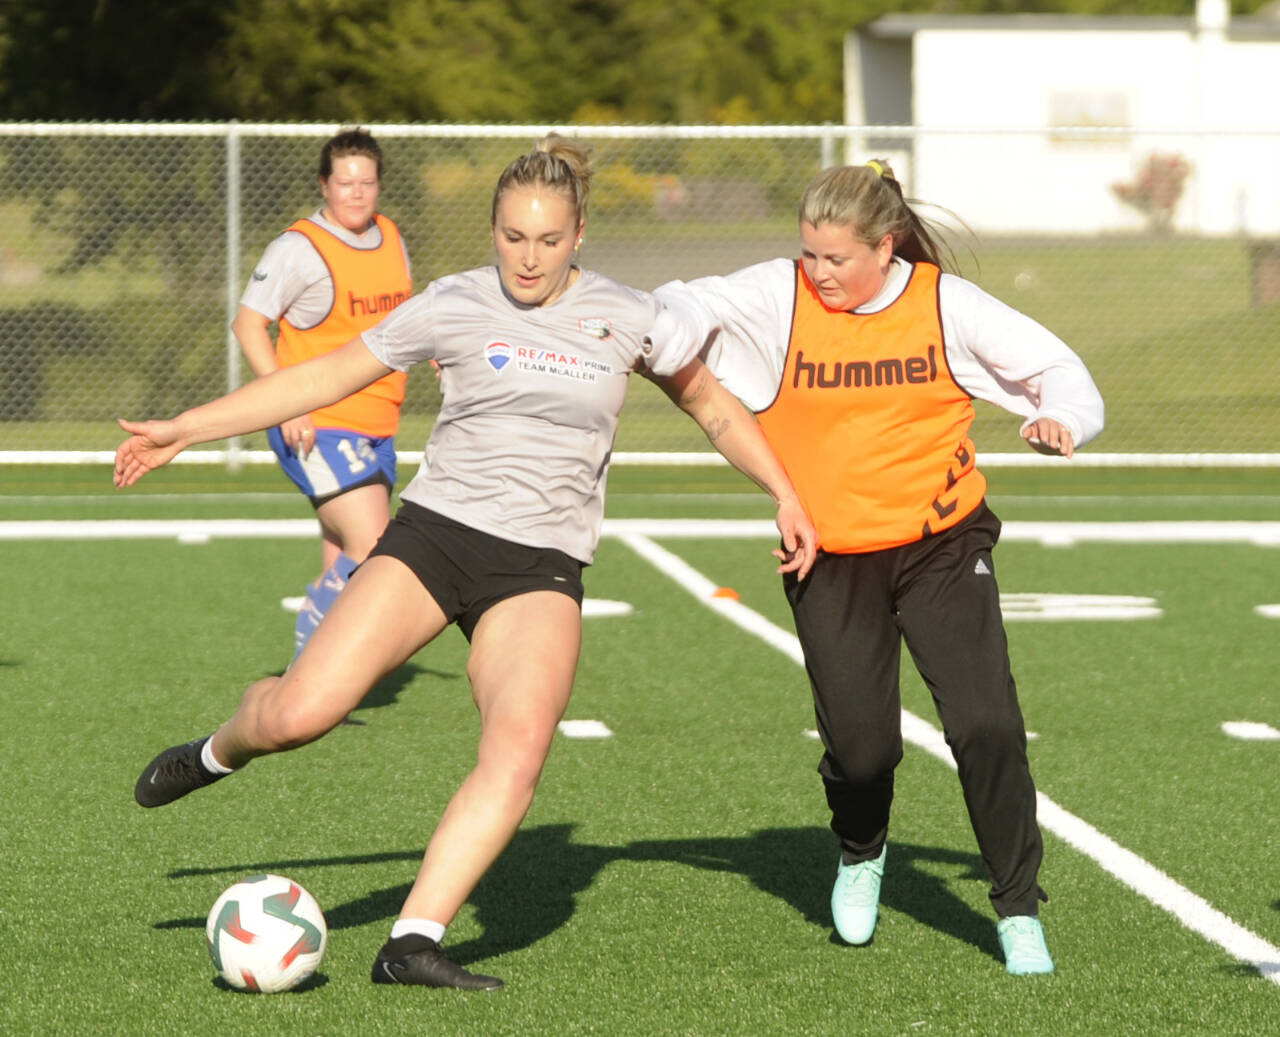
[{"xmin": 655, "ymin": 160, "xmax": 1104, "ymax": 975}]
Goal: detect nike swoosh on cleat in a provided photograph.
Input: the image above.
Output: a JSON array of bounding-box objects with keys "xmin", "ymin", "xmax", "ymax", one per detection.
[
  {"xmin": 380, "ymin": 961, "xmax": 401, "ymax": 983},
  {"xmin": 149, "ymin": 771, "xmax": 158, "ymax": 784}
]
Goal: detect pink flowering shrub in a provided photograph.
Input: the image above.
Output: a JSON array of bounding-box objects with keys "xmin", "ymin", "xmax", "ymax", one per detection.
[{"xmin": 1112, "ymin": 153, "xmax": 1191, "ymax": 232}]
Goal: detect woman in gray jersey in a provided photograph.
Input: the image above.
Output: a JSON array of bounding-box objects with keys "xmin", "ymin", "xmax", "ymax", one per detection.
[{"xmin": 115, "ymin": 135, "xmax": 816, "ymax": 991}]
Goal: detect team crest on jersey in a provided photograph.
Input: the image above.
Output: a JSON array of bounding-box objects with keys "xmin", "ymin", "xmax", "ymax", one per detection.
[
  {"xmin": 578, "ymin": 317, "xmax": 612, "ymax": 340},
  {"xmin": 485, "ymin": 341, "xmax": 513, "ymax": 372}
]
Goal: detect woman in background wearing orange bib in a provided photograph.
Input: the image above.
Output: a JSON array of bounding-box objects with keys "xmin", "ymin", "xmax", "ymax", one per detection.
[
  {"xmin": 654, "ymin": 160, "xmax": 1104, "ymax": 975},
  {"xmin": 233, "ymin": 127, "xmax": 413, "ymax": 658}
]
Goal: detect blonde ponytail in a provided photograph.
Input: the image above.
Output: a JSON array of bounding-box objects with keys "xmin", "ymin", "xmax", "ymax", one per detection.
[{"xmin": 491, "ymin": 133, "xmax": 593, "ymax": 226}]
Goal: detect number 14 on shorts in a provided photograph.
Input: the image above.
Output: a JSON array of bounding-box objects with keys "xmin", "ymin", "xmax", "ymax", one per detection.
[{"xmin": 336, "ymin": 436, "xmax": 377, "ymax": 474}]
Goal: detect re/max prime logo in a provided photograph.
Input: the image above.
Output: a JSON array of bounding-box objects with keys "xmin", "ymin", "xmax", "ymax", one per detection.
[
  {"xmin": 791, "ymin": 344, "xmax": 940, "ymax": 389},
  {"xmin": 514, "ymin": 345, "xmax": 613, "ymax": 382}
]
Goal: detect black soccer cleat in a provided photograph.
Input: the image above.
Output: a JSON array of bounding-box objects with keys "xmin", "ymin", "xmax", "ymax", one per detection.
[
  {"xmin": 371, "ymin": 934, "xmax": 504, "ymax": 991},
  {"xmin": 134, "ymin": 737, "xmax": 227, "ymax": 808}
]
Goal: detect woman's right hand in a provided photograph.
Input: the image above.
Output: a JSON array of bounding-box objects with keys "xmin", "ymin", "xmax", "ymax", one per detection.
[
  {"xmin": 280, "ymin": 414, "xmax": 317, "ymax": 458},
  {"xmin": 773, "ymin": 494, "xmax": 817, "ymax": 581},
  {"xmin": 113, "ymin": 418, "xmax": 184, "ymax": 487}
]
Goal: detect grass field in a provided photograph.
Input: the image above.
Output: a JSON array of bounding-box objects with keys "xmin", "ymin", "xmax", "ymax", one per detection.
[{"xmin": 2, "ymin": 463, "xmax": 1278, "ymax": 1035}]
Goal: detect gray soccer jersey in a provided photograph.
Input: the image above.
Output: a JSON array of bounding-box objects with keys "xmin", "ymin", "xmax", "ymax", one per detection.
[{"xmin": 362, "ymin": 266, "xmax": 695, "ymax": 563}]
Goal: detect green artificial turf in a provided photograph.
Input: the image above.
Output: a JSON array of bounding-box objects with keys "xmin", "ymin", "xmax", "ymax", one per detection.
[{"xmin": 1, "ymin": 470, "xmax": 1277, "ymax": 1034}]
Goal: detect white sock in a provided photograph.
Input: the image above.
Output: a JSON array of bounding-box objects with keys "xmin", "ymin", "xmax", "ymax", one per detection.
[
  {"xmin": 200, "ymin": 737, "xmax": 234, "ymax": 775},
  {"xmin": 391, "ymin": 918, "xmax": 447, "ymax": 944}
]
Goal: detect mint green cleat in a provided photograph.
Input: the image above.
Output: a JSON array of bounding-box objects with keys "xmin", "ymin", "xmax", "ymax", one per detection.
[
  {"xmin": 997, "ymin": 915, "xmax": 1055, "ymax": 975},
  {"xmin": 831, "ymin": 845, "xmax": 886, "ymax": 945}
]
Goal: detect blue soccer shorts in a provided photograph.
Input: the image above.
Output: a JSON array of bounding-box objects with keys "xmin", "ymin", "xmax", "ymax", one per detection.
[{"xmin": 267, "ymin": 426, "xmax": 398, "ymax": 506}]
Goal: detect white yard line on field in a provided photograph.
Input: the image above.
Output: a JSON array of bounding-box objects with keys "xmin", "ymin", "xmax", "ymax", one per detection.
[
  {"xmin": 614, "ymin": 531, "xmax": 1280, "ymax": 986},
  {"xmin": 0, "ymin": 519, "xmax": 319, "ymax": 540},
  {"xmin": 0, "ymin": 493, "xmax": 296, "ymax": 505},
  {"xmin": 603, "ymin": 518, "xmax": 1280, "ymax": 547},
  {"xmin": 6, "ymin": 517, "xmax": 1280, "ymax": 546}
]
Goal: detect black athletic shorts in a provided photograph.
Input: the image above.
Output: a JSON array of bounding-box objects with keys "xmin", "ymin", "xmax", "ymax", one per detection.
[{"xmin": 367, "ymin": 500, "xmax": 584, "ymax": 641}]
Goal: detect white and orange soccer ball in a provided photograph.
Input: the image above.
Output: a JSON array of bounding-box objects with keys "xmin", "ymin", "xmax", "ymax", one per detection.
[{"xmin": 205, "ymin": 874, "xmax": 327, "ymax": 993}]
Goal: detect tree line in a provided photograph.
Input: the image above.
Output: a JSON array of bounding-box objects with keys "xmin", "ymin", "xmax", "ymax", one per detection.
[{"xmin": 0, "ymin": 0, "xmax": 1260, "ymax": 124}]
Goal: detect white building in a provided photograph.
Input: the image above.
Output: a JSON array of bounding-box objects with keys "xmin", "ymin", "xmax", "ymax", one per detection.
[{"xmin": 844, "ymin": 0, "xmax": 1280, "ymax": 234}]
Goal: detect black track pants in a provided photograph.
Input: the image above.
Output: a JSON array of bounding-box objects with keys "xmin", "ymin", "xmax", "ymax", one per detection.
[{"xmin": 784, "ymin": 502, "xmax": 1046, "ymax": 917}]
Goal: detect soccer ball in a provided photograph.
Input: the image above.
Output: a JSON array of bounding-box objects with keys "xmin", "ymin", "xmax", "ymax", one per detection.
[{"xmin": 206, "ymin": 874, "xmax": 327, "ymax": 993}]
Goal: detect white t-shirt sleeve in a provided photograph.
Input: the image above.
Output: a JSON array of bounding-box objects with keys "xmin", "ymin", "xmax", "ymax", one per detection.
[
  {"xmin": 399, "ymin": 236, "xmax": 412, "ymax": 283},
  {"xmin": 940, "ymin": 274, "xmax": 1105, "ymax": 447},
  {"xmin": 624, "ymin": 290, "xmax": 690, "ymax": 378},
  {"xmin": 653, "ymin": 258, "xmax": 794, "ymax": 411},
  {"xmin": 645, "ymin": 291, "xmax": 713, "ymax": 378},
  {"xmin": 239, "ymin": 232, "xmax": 332, "ymax": 324},
  {"xmin": 638, "ymin": 311, "xmax": 700, "ymax": 378}
]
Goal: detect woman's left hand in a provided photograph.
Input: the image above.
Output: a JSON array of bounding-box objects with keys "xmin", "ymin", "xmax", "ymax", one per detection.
[
  {"xmin": 1022, "ymin": 418, "xmax": 1075, "ymax": 458},
  {"xmin": 773, "ymin": 496, "xmax": 818, "ymax": 580}
]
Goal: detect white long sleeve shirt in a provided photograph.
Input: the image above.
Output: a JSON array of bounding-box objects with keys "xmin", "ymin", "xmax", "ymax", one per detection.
[{"xmin": 653, "ymin": 256, "xmax": 1104, "ymax": 447}]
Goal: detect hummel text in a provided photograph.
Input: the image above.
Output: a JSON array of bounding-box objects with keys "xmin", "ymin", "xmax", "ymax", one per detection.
[
  {"xmin": 349, "ymin": 290, "xmax": 410, "ymax": 318},
  {"xmin": 792, "ymin": 345, "xmax": 938, "ymax": 389}
]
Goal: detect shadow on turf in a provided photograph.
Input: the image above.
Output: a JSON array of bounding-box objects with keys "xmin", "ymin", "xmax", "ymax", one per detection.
[
  {"xmin": 609, "ymin": 828, "xmax": 1000, "ymax": 966},
  {"xmin": 250, "ymin": 660, "xmax": 460, "ymax": 725},
  {"xmin": 211, "ymin": 972, "xmax": 330, "ymax": 994},
  {"xmin": 157, "ymin": 825, "xmax": 1002, "ymax": 967},
  {"xmin": 354, "ymin": 662, "xmax": 461, "ymax": 713}
]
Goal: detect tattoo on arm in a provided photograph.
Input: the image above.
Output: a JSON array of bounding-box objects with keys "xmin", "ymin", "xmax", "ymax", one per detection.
[
  {"xmin": 705, "ymin": 415, "xmax": 729, "ymax": 442},
  {"xmin": 680, "ymin": 372, "xmax": 708, "ymax": 408}
]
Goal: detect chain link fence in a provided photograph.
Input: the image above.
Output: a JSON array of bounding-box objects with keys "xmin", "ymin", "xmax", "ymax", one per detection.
[{"xmin": 0, "ymin": 122, "xmax": 1277, "ymax": 461}]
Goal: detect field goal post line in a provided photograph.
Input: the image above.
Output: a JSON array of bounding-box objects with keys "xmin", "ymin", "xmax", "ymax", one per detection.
[{"xmin": 613, "ymin": 530, "xmax": 1280, "ymax": 986}]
